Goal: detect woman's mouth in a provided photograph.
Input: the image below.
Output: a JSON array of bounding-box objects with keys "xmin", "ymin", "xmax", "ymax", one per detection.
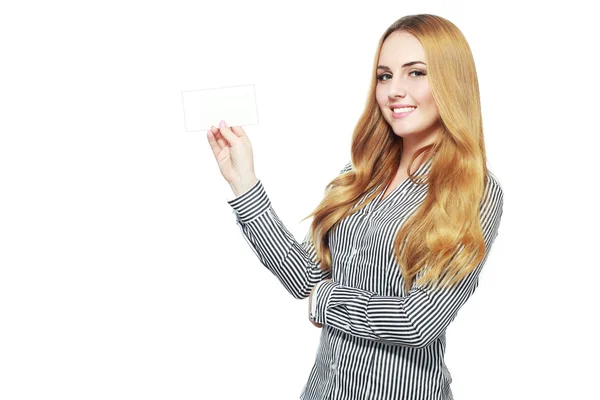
[{"xmin": 391, "ymin": 107, "xmax": 416, "ymax": 119}]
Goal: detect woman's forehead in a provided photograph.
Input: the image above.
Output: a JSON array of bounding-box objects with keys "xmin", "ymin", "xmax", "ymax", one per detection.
[{"xmin": 379, "ymin": 32, "xmax": 426, "ymax": 64}]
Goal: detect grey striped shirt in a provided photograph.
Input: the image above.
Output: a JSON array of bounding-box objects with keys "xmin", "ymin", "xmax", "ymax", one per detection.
[{"xmin": 227, "ymin": 158, "xmax": 504, "ymax": 400}]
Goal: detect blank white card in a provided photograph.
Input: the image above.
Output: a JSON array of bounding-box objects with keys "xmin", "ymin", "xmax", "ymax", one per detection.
[{"xmin": 181, "ymin": 84, "xmax": 259, "ymax": 132}]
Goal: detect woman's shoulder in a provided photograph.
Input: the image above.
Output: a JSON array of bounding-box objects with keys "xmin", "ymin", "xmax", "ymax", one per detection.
[
  {"xmin": 483, "ymin": 169, "xmax": 504, "ymax": 216},
  {"xmin": 485, "ymin": 169, "xmax": 503, "ymax": 196}
]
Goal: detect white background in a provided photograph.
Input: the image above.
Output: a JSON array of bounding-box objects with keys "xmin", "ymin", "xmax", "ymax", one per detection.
[{"xmin": 1, "ymin": 1, "xmax": 599, "ymax": 399}]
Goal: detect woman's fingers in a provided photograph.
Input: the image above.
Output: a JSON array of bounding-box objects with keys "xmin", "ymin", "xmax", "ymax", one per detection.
[
  {"xmin": 207, "ymin": 129, "xmax": 231, "ymax": 162},
  {"xmin": 208, "ymin": 126, "xmax": 228, "ymax": 147},
  {"xmin": 207, "ymin": 131, "xmax": 221, "ymax": 157},
  {"xmin": 311, "ymin": 321, "xmax": 323, "ymax": 328},
  {"xmin": 217, "ymin": 122, "xmax": 236, "ymax": 145},
  {"xmin": 214, "ymin": 124, "xmax": 244, "ymax": 138},
  {"xmin": 213, "ymin": 130, "xmax": 228, "ymax": 148}
]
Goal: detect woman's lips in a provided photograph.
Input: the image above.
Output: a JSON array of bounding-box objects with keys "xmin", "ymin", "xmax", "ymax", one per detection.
[{"xmin": 391, "ymin": 108, "xmax": 416, "ymax": 119}]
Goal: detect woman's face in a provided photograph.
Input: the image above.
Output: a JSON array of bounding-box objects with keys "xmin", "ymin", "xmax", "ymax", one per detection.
[{"xmin": 375, "ymin": 31, "xmax": 442, "ymax": 144}]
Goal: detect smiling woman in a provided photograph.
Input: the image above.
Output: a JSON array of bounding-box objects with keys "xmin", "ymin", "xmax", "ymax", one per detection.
[
  {"xmin": 210, "ymin": 13, "xmax": 503, "ymax": 400},
  {"xmin": 375, "ymin": 32, "xmax": 441, "ymax": 172}
]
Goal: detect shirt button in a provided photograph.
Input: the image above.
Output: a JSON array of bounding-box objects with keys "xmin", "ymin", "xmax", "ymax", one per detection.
[
  {"xmin": 331, "ymin": 362, "xmax": 337, "ymax": 370},
  {"xmin": 351, "ymin": 248, "xmax": 357, "ymax": 256},
  {"xmin": 344, "ymin": 323, "xmax": 351, "ymax": 330}
]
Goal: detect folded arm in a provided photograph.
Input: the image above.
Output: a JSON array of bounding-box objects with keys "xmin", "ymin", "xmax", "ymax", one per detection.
[{"xmin": 310, "ymin": 175, "xmax": 504, "ymax": 348}]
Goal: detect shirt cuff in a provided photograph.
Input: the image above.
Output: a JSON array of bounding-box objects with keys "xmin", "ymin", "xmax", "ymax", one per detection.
[
  {"xmin": 310, "ymin": 280, "xmax": 325, "ymax": 321},
  {"xmin": 226, "ymin": 179, "xmax": 270, "ymax": 223},
  {"xmin": 311, "ymin": 280, "xmax": 339, "ymax": 325}
]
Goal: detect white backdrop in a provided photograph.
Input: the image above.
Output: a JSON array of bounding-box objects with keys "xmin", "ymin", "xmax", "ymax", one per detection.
[{"xmin": 1, "ymin": 1, "xmax": 598, "ymax": 399}]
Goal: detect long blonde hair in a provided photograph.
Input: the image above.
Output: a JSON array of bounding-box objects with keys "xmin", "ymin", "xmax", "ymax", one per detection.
[{"xmin": 302, "ymin": 14, "xmax": 491, "ymax": 293}]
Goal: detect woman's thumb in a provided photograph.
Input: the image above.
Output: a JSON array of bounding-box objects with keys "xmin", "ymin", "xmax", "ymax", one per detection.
[{"xmin": 230, "ymin": 125, "xmax": 246, "ymax": 137}]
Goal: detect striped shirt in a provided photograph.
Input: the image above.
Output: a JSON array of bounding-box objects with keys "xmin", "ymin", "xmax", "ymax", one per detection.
[{"xmin": 227, "ymin": 158, "xmax": 504, "ymax": 400}]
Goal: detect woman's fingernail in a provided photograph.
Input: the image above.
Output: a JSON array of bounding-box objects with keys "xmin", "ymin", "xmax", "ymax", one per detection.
[{"xmin": 219, "ymin": 120, "xmax": 226, "ymax": 128}]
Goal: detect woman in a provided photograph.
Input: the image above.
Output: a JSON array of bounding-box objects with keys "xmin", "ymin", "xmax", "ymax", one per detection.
[{"xmin": 207, "ymin": 13, "xmax": 503, "ymax": 400}]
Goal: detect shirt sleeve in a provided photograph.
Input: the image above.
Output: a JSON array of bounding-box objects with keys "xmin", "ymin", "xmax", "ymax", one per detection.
[
  {"xmin": 312, "ymin": 174, "xmax": 504, "ymax": 348},
  {"xmin": 310, "ymin": 280, "xmax": 329, "ymax": 321},
  {"xmin": 227, "ymin": 161, "xmax": 353, "ymax": 299}
]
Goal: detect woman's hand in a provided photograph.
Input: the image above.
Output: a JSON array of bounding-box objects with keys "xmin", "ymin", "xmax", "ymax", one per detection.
[
  {"xmin": 207, "ymin": 121, "xmax": 257, "ymax": 197},
  {"xmin": 309, "ymin": 283, "xmax": 324, "ymax": 328}
]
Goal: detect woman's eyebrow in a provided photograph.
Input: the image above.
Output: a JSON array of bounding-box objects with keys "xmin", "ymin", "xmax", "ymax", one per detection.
[{"xmin": 377, "ymin": 61, "xmax": 426, "ymax": 70}]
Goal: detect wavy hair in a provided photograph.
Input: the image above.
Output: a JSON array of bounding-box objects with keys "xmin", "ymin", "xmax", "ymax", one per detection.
[{"xmin": 301, "ymin": 14, "xmax": 490, "ymax": 293}]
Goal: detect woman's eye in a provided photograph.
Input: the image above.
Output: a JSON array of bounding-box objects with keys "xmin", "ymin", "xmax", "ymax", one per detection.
[
  {"xmin": 376, "ymin": 73, "xmax": 392, "ymax": 81},
  {"xmin": 376, "ymin": 71, "xmax": 425, "ymax": 81}
]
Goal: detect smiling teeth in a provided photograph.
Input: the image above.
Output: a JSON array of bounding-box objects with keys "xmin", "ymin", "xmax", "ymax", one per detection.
[{"xmin": 393, "ymin": 107, "xmax": 415, "ymax": 113}]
